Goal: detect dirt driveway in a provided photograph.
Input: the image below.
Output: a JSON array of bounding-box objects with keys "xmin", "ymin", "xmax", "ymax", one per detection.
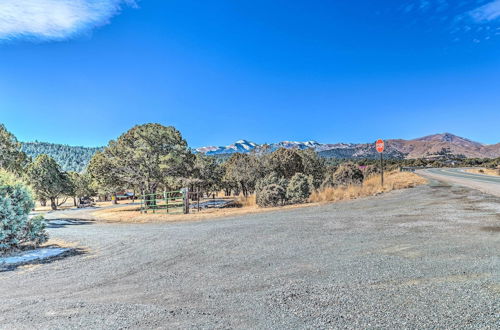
[{"xmin": 1, "ymin": 182, "xmax": 499, "ymax": 329}]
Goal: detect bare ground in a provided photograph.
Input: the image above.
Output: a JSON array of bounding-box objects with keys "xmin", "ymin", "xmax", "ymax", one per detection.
[{"xmin": 0, "ymin": 181, "xmax": 499, "ymax": 329}]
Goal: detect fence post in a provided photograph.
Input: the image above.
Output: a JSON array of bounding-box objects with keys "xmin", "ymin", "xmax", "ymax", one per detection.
[
  {"xmin": 142, "ymin": 190, "xmax": 147, "ymax": 214},
  {"xmin": 197, "ymin": 188, "xmax": 200, "ymax": 212},
  {"xmin": 140, "ymin": 191, "xmax": 143, "ymax": 214},
  {"xmin": 183, "ymin": 187, "xmax": 190, "ymax": 214}
]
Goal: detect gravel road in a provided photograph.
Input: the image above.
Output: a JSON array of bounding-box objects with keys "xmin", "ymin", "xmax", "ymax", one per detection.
[{"xmin": 1, "ymin": 182, "xmax": 499, "ymax": 329}]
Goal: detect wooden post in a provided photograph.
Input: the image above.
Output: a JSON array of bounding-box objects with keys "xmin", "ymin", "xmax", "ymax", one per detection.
[
  {"xmin": 184, "ymin": 187, "xmax": 190, "ymax": 214},
  {"xmin": 380, "ymin": 152, "xmax": 384, "ymax": 187},
  {"xmin": 153, "ymin": 193, "xmax": 156, "ymax": 214},
  {"xmin": 197, "ymin": 188, "xmax": 200, "ymax": 212},
  {"xmin": 141, "ymin": 190, "xmax": 146, "ymax": 214}
]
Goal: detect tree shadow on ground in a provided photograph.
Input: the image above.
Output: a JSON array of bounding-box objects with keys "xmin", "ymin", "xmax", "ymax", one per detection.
[{"xmin": 45, "ymin": 219, "xmax": 95, "ymax": 228}]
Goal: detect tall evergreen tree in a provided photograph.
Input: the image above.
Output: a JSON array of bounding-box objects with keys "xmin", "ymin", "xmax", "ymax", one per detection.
[
  {"xmin": 193, "ymin": 154, "xmax": 224, "ymax": 196},
  {"xmin": 0, "ymin": 124, "xmax": 28, "ymax": 174},
  {"xmin": 87, "ymin": 151, "xmax": 123, "ymax": 202},
  {"xmin": 68, "ymin": 172, "xmax": 96, "ymax": 206},
  {"xmin": 100, "ymin": 123, "xmax": 193, "ymax": 198},
  {"xmin": 25, "ymin": 154, "xmax": 72, "ymax": 210},
  {"xmin": 223, "ymin": 153, "xmax": 260, "ymax": 197}
]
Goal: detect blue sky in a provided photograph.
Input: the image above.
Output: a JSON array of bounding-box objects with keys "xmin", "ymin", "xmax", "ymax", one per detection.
[{"xmin": 1, "ymin": 0, "xmax": 500, "ymax": 147}]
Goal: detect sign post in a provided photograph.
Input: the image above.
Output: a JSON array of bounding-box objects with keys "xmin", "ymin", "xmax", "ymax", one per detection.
[{"xmin": 376, "ymin": 139, "xmax": 385, "ymax": 187}]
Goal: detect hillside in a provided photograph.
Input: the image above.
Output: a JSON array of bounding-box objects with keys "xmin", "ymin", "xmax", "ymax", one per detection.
[
  {"xmin": 197, "ymin": 133, "xmax": 500, "ymax": 159},
  {"xmin": 21, "ymin": 142, "xmax": 102, "ymax": 173},
  {"xmin": 386, "ymin": 133, "xmax": 500, "ymax": 159}
]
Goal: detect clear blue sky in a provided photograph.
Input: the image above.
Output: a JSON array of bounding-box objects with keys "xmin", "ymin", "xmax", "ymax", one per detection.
[{"xmin": 1, "ymin": 0, "xmax": 499, "ymax": 147}]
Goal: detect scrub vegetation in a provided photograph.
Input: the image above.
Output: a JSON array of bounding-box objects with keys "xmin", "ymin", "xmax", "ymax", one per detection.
[
  {"xmin": 0, "ymin": 171, "xmax": 47, "ymax": 252},
  {"xmin": 0, "ymin": 122, "xmax": 446, "ymax": 228},
  {"xmin": 310, "ymin": 171, "xmax": 427, "ymax": 203}
]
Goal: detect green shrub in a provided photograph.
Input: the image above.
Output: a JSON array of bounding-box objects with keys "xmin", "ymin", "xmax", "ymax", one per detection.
[
  {"xmin": 333, "ymin": 163, "xmax": 364, "ymax": 186},
  {"xmin": 320, "ymin": 174, "xmax": 336, "ymax": 190},
  {"xmin": 362, "ymin": 165, "xmax": 380, "ymax": 178},
  {"xmin": 256, "ymin": 184, "xmax": 286, "ymax": 207},
  {"xmin": 286, "ymin": 173, "xmax": 312, "ymax": 204},
  {"xmin": 255, "ymin": 173, "xmax": 288, "ymax": 193},
  {"xmin": 0, "ymin": 170, "xmax": 48, "ymax": 252},
  {"xmin": 322, "ymin": 163, "xmax": 364, "ymax": 188}
]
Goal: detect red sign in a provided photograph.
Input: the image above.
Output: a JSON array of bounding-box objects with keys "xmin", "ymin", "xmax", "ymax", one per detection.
[{"xmin": 376, "ymin": 139, "xmax": 385, "ymax": 153}]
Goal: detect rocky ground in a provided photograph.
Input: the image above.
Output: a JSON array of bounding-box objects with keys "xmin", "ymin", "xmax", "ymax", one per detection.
[{"xmin": 0, "ymin": 180, "xmax": 499, "ymax": 329}]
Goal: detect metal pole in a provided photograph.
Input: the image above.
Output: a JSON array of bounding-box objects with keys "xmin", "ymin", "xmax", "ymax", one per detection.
[{"xmin": 380, "ymin": 152, "xmax": 384, "ymax": 187}]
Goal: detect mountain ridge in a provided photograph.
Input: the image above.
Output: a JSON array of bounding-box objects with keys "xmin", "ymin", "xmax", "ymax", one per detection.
[
  {"xmin": 18, "ymin": 133, "xmax": 500, "ymax": 173},
  {"xmin": 21, "ymin": 141, "xmax": 103, "ymax": 173},
  {"xmin": 196, "ymin": 133, "xmax": 500, "ymax": 159}
]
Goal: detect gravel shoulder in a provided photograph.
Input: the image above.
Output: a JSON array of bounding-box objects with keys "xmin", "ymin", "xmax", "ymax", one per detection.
[{"xmin": 0, "ymin": 183, "xmax": 499, "ymax": 329}]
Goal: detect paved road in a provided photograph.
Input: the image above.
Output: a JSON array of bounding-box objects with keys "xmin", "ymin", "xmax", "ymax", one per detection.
[
  {"xmin": 1, "ymin": 183, "xmax": 499, "ymax": 329},
  {"xmin": 419, "ymin": 168, "xmax": 500, "ymax": 197}
]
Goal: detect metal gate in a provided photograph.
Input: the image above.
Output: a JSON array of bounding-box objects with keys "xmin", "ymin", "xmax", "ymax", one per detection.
[{"xmin": 140, "ymin": 189, "xmax": 186, "ymax": 214}]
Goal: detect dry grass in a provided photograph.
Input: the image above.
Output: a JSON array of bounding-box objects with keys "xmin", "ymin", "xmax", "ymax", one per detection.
[
  {"xmin": 465, "ymin": 168, "xmax": 500, "ymax": 177},
  {"xmin": 90, "ymin": 171, "xmax": 426, "ymax": 223},
  {"xmin": 310, "ymin": 171, "xmax": 427, "ymax": 203},
  {"xmin": 90, "ymin": 199, "xmax": 315, "ymax": 223},
  {"xmin": 237, "ymin": 194, "xmax": 256, "ymax": 207},
  {"xmin": 41, "ymin": 238, "xmax": 81, "ymax": 249}
]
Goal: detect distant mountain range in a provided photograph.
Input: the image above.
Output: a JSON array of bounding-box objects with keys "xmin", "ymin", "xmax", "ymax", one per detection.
[
  {"xmin": 196, "ymin": 133, "xmax": 500, "ymax": 159},
  {"xmin": 19, "ymin": 133, "xmax": 499, "ymax": 173}
]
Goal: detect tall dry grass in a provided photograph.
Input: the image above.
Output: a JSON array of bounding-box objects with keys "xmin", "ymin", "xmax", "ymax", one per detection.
[
  {"xmin": 237, "ymin": 194, "xmax": 256, "ymax": 207},
  {"xmin": 309, "ymin": 171, "xmax": 427, "ymax": 203}
]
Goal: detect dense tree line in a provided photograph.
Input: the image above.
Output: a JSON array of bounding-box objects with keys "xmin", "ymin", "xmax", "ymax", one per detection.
[
  {"xmin": 21, "ymin": 142, "xmax": 102, "ymax": 173},
  {"xmin": 2, "ymin": 122, "xmax": 500, "ymax": 213}
]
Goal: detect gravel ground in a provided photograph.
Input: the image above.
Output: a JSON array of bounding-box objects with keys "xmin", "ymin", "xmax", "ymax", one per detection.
[{"xmin": 0, "ymin": 182, "xmax": 499, "ymax": 329}]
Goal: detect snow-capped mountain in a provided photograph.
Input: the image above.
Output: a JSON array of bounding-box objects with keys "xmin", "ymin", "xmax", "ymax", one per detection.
[
  {"xmin": 271, "ymin": 141, "xmax": 322, "ymax": 150},
  {"xmin": 196, "ymin": 140, "xmax": 258, "ymax": 155},
  {"xmin": 195, "ymin": 134, "xmax": 500, "ymax": 159},
  {"xmin": 195, "ymin": 140, "xmax": 323, "ymax": 155}
]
